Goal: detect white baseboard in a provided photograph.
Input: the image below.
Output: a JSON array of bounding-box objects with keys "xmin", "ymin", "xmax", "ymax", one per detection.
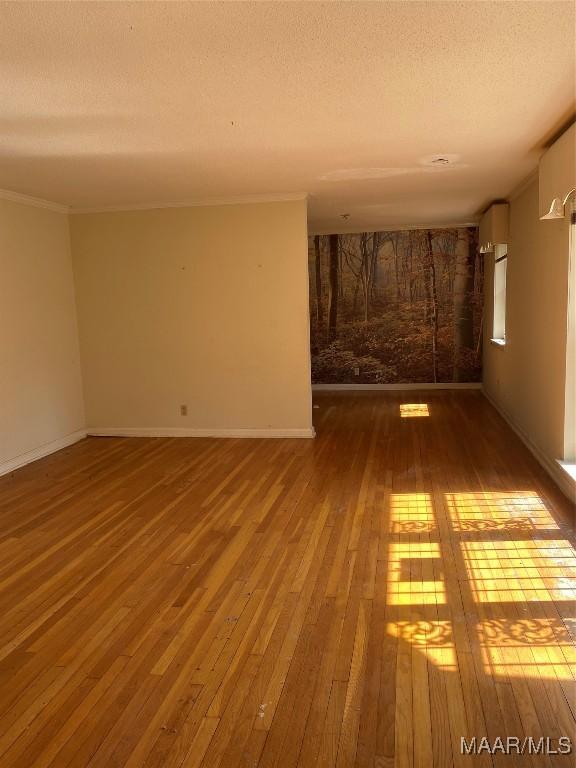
[
  {"xmin": 312, "ymin": 382, "xmax": 482, "ymax": 391},
  {"xmin": 0, "ymin": 429, "xmax": 87, "ymax": 478},
  {"xmin": 86, "ymin": 426, "xmax": 316, "ymax": 439},
  {"xmin": 482, "ymin": 388, "xmax": 575, "ymax": 502}
]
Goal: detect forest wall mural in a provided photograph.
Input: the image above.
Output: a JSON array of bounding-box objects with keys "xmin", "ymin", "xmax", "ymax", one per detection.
[{"xmin": 308, "ymin": 227, "xmax": 483, "ymax": 384}]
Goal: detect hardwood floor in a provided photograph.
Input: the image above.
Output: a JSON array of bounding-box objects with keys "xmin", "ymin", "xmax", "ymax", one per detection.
[{"xmin": 0, "ymin": 391, "xmax": 574, "ymax": 767}]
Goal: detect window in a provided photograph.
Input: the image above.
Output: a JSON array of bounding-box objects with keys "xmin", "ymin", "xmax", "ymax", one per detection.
[
  {"xmin": 563, "ymin": 198, "xmax": 576, "ymax": 465},
  {"xmin": 492, "ymin": 244, "xmax": 507, "ymax": 344}
]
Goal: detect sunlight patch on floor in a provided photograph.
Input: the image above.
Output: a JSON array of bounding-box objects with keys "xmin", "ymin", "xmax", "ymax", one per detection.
[
  {"xmin": 461, "ymin": 539, "xmax": 576, "ymax": 602},
  {"xmin": 400, "ymin": 403, "xmax": 429, "ymax": 418},
  {"xmin": 477, "ymin": 618, "xmax": 576, "ymax": 680},
  {"xmin": 445, "ymin": 491, "xmax": 559, "ymax": 532},
  {"xmin": 390, "ymin": 493, "xmax": 435, "ymax": 533},
  {"xmin": 387, "ymin": 541, "xmax": 445, "ymax": 605},
  {"xmin": 386, "ymin": 620, "xmax": 458, "ymax": 671}
]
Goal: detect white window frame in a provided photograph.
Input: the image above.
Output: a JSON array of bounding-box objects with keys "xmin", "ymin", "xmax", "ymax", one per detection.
[
  {"xmin": 563, "ymin": 199, "xmax": 576, "ymax": 463},
  {"xmin": 491, "ymin": 243, "xmax": 507, "ymax": 345}
]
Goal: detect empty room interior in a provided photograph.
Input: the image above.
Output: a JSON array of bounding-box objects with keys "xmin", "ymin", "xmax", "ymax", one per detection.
[{"xmin": 1, "ymin": 1, "xmax": 576, "ymax": 766}]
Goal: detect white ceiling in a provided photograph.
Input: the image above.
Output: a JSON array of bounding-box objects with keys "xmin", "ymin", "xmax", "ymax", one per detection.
[{"xmin": 0, "ymin": 1, "xmax": 574, "ymax": 232}]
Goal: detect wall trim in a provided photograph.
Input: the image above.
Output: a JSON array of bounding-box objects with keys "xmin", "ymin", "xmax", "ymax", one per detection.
[
  {"xmin": 69, "ymin": 192, "xmax": 308, "ymax": 215},
  {"xmin": 0, "ymin": 188, "xmax": 308, "ymax": 216},
  {"xmin": 507, "ymin": 167, "xmax": 539, "ymax": 203},
  {"xmin": 482, "ymin": 388, "xmax": 575, "ymax": 502},
  {"xmin": 0, "ymin": 188, "xmax": 69, "ymax": 214},
  {"xmin": 309, "ymin": 221, "xmax": 479, "ymax": 236},
  {"xmin": 0, "ymin": 430, "xmax": 87, "ymax": 478},
  {"xmin": 312, "ymin": 383, "xmax": 482, "ymax": 391},
  {"xmin": 87, "ymin": 426, "xmax": 316, "ymax": 439}
]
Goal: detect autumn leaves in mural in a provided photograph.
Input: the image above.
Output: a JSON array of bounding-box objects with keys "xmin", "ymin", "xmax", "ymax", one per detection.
[{"xmin": 309, "ymin": 228, "xmax": 483, "ymax": 384}]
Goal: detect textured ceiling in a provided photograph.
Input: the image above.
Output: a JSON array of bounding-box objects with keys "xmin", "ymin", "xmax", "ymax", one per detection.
[{"xmin": 0, "ymin": 1, "xmax": 574, "ymax": 231}]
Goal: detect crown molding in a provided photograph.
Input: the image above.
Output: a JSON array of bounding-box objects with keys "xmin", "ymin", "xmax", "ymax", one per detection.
[
  {"xmin": 0, "ymin": 188, "xmax": 69, "ymax": 214},
  {"xmin": 69, "ymin": 192, "xmax": 308, "ymax": 215},
  {"xmin": 507, "ymin": 167, "xmax": 539, "ymax": 202},
  {"xmin": 309, "ymin": 221, "xmax": 479, "ymax": 236},
  {"xmin": 0, "ymin": 188, "xmax": 308, "ymax": 215}
]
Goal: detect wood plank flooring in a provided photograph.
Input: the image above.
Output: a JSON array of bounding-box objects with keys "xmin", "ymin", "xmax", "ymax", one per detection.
[{"xmin": 0, "ymin": 391, "xmax": 574, "ymax": 767}]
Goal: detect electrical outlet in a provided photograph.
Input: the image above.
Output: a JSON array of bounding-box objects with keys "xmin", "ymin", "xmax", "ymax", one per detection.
[
  {"xmin": 354, "ymin": 367, "xmax": 360, "ymax": 376},
  {"xmin": 180, "ymin": 404, "xmax": 188, "ymax": 416}
]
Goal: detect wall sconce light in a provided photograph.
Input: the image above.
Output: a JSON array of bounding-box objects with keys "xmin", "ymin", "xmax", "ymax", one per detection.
[{"xmin": 540, "ymin": 188, "xmax": 576, "ymax": 220}]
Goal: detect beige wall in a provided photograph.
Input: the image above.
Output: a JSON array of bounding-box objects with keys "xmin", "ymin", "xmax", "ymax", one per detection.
[
  {"xmin": 483, "ymin": 179, "xmax": 570, "ymax": 468},
  {"xmin": 0, "ymin": 198, "xmax": 85, "ymax": 470},
  {"xmin": 70, "ymin": 199, "xmax": 313, "ymax": 435}
]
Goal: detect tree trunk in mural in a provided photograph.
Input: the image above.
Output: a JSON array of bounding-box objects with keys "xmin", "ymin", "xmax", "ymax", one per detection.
[
  {"xmin": 359, "ymin": 233, "xmax": 374, "ymax": 322},
  {"xmin": 328, "ymin": 234, "xmax": 339, "ymax": 341},
  {"xmin": 408, "ymin": 232, "xmax": 415, "ymax": 308},
  {"xmin": 314, "ymin": 235, "xmax": 323, "ymax": 332},
  {"xmin": 453, "ymin": 227, "xmax": 476, "ymax": 381},
  {"xmin": 352, "ymin": 274, "xmax": 361, "ymax": 314},
  {"xmin": 424, "ymin": 238, "xmax": 432, "ymax": 320},
  {"xmin": 342, "ymin": 233, "xmax": 378, "ymax": 323},
  {"xmin": 357, "ymin": 233, "xmax": 368, "ymax": 321},
  {"xmin": 426, "ymin": 231, "xmax": 439, "ymax": 382},
  {"xmin": 370, "ymin": 233, "xmax": 380, "ymax": 309},
  {"xmin": 389, "ymin": 232, "xmax": 401, "ymax": 302}
]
